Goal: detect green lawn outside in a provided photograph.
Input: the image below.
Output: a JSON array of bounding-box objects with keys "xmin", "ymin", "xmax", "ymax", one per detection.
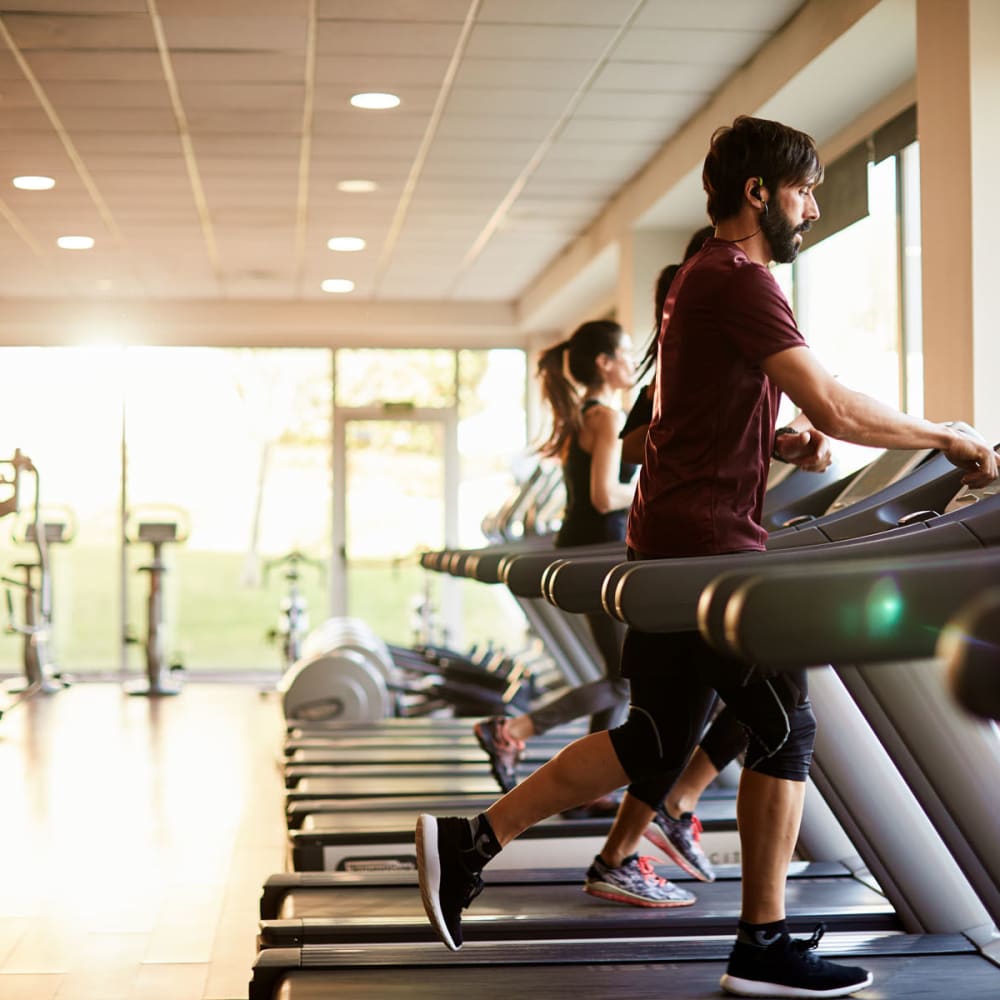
[{"xmin": 0, "ymin": 545, "xmax": 529, "ymax": 674}]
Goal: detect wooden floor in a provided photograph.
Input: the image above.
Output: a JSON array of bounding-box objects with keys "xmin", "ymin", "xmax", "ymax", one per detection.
[{"xmin": 0, "ymin": 681, "xmax": 288, "ymax": 1000}]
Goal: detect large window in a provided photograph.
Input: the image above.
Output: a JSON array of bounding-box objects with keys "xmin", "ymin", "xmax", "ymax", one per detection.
[
  {"xmin": 792, "ymin": 138, "xmax": 922, "ymax": 471},
  {"xmin": 0, "ymin": 345, "xmax": 530, "ymax": 679},
  {"xmin": 123, "ymin": 348, "xmax": 333, "ymax": 674},
  {"xmin": 0, "ymin": 348, "xmax": 122, "ymax": 677},
  {"xmin": 333, "ymin": 348, "xmax": 528, "ymax": 653}
]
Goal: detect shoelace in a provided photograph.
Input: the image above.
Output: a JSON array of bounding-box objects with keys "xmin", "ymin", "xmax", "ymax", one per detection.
[
  {"xmin": 636, "ymin": 856, "xmax": 668, "ymax": 886},
  {"xmin": 792, "ymin": 924, "xmax": 826, "ymax": 954},
  {"xmin": 462, "ymin": 872, "xmax": 485, "ymax": 909}
]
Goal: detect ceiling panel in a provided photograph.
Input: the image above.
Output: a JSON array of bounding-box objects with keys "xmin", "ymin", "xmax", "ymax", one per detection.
[
  {"xmin": 614, "ymin": 26, "xmax": 770, "ymax": 64},
  {"xmin": 12, "ymin": 1, "xmax": 146, "ymax": 12},
  {"xmin": 20, "ymin": 51, "xmax": 166, "ymax": 80},
  {"xmin": 573, "ymin": 89, "xmax": 705, "ymax": 120},
  {"xmin": 0, "ymin": 0, "xmax": 829, "ymax": 322},
  {"xmin": 452, "ymin": 56, "xmax": 594, "ymax": 89},
  {"xmin": 592, "ymin": 59, "xmax": 728, "ymax": 94},
  {"xmin": 314, "ymin": 54, "xmax": 452, "ymax": 87},
  {"xmin": 477, "ymin": 0, "xmax": 638, "ymax": 26},
  {"xmin": 42, "ymin": 79, "xmax": 175, "ymax": 108},
  {"xmin": 315, "ymin": 20, "xmax": 464, "ymax": 57},
  {"xmin": 159, "ymin": 15, "xmax": 308, "ymax": 50},
  {"xmin": 634, "ymin": 0, "xmax": 803, "ymax": 32},
  {"xmin": 2, "ymin": 13, "xmax": 157, "ymax": 49},
  {"xmin": 444, "ymin": 87, "xmax": 573, "ymax": 117},
  {"xmin": 317, "ymin": 0, "xmax": 470, "ymax": 23},
  {"xmin": 464, "ymin": 23, "xmax": 620, "ymax": 60},
  {"xmin": 169, "ymin": 51, "xmax": 306, "ymax": 83}
]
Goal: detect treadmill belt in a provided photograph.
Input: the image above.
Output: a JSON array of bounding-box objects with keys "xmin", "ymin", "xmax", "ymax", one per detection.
[
  {"xmin": 252, "ymin": 935, "xmax": 1000, "ymax": 1000},
  {"xmin": 260, "ymin": 873, "xmax": 898, "ymax": 946}
]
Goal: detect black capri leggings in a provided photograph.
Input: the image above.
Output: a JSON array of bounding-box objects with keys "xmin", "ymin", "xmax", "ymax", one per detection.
[{"xmin": 609, "ymin": 628, "xmax": 816, "ymax": 810}]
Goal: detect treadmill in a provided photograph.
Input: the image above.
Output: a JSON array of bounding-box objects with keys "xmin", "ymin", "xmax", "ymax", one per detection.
[
  {"xmin": 275, "ymin": 467, "xmax": 875, "ymax": 875},
  {"xmin": 248, "ymin": 475, "xmax": 1000, "ymax": 999},
  {"xmin": 281, "ymin": 454, "xmax": 964, "ymax": 875}
]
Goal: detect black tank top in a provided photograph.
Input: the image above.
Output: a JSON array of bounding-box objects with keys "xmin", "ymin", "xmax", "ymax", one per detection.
[{"xmin": 556, "ymin": 400, "xmax": 637, "ymax": 548}]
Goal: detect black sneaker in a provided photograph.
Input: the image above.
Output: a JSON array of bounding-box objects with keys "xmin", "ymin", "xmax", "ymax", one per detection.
[
  {"xmin": 415, "ymin": 814, "xmax": 485, "ymax": 951},
  {"xmin": 721, "ymin": 925, "xmax": 874, "ymax": 997},
  {"xmin": 645, "ymin": 805, "xmax": 716, "ymax": 882},
  {"xmin": 473, "ymin": 716, "xmax": 523, "ymax": 793}
]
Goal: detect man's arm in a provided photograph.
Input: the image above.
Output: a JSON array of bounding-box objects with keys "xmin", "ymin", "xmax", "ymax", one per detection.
[{"xmin": 763, "ymin": 346, "xmax": 998, "ymax": 487}]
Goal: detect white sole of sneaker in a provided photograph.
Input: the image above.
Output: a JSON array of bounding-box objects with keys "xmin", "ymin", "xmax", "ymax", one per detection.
[
  {"xmin": 583, "ymin": 883, "xmax": 696, "ymax": 909},
  {"xmin": 415, "ymin": 814, "xmax": 460, "ymax": 952},
  {"xmin": 644, "ymin": 824, "xmax": 715, "ymax": 883},
  {"xmin": 719, "ymin": 970, "xmax": 874, "ymax": 998}
]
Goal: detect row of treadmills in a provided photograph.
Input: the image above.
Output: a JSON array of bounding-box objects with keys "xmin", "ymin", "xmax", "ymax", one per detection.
[{"xmin": 249, "ymin": 433, "xmax": 1000, "ymax": 998}]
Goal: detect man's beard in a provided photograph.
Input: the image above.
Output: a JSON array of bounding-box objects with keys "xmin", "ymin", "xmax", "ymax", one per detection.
[{"xmin": 761, "ymin": 207, "xmax": 811, "ymax": 264}]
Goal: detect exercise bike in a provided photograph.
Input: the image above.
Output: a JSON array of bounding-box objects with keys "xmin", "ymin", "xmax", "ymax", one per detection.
[
  {"xmin": 124, "ymin": 508, "xmax": 189, "ymax": 696},
  {"xmin": 0, "ymin": 450, "xmax": 68, "ymax": 714},
  {"xmin": 264, "ymin": 549, "xmax": 324, "ymax": 672}
]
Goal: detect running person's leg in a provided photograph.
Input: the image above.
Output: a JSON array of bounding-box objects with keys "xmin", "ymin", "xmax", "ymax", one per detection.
[
  {"xmin": 474, "ymin": 613, "xmax": 628, "ymax": 792},
  {"xmin": 645, "ymin": 706, "xmax": 748, "ymax": 881},
  {"xmin": 696, "ymin": 641, "xmax": 872, "ymax": 998},
  {"xmin": 418, "ymin": 627, "xmax": 717, "ymax": 948}
]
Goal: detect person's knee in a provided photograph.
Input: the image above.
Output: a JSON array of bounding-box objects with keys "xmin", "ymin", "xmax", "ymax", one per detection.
[
  {"xmin": 745, "ymin": 699, "xmax": 816, "ymax": 782},
  {"xmin": 609, "ymin": 700, "xmax": 698, "ymax": 785},
  {"xmin": 609, "ymin": 704, "xmax": 668, "ymax": 780}
]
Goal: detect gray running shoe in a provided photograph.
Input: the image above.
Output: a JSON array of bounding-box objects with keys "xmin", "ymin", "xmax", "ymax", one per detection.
[
  {"xmin": 584, "ymin": 853, "xmax": 696, "ymax": 908},
  {"xmin": 473, "ymin": 716, "xmax": 523, "ymax": 793},
  {"xmin": 645, "ymin": 805, "xmax": 716, "ymax": 882}
]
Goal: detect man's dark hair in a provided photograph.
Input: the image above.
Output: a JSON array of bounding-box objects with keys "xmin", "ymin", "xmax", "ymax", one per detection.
[{"xmin": 702, "ymin": 115, "xmax": 822, "ymax": 224}]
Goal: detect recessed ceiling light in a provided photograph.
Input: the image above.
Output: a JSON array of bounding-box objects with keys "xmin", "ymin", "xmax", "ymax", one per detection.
[
  {"xmin": 350, "ymin": 92, "xmax": 400, "ymax": 110},
  {"xmin": 321, "ymin": 278, "xmax": 355, "ymax": 294},
  {"xmin": 327, "ymin": 236, "xmax": 366, "ymax": 252},
  {"xmin": 57, "ymin": 235, "xmax": 95, "ymax": 250},
  {"xmin": 13, "ymin": 175, "xmax": 55, "ymax": 190},
  {"xmin": 337, "ymin": 179, "xmax": 378, "ymax": 193}
]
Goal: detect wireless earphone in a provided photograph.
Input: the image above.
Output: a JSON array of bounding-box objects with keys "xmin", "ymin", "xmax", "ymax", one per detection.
[{"xmin": 751, "ymin": 177, "xmax": 768, "ymax": 215}]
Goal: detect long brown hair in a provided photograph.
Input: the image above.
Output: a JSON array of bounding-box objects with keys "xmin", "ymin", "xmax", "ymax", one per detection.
[{"xmin": 536, "ymin": 319, "xmax": 624, "ymax": 458}]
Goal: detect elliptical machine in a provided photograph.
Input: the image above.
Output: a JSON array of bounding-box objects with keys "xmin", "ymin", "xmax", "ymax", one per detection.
[
  {"xmin": 0, "ymin": 450, "xmax": 67, "ymax": 713},
  {"xmin": 124, "ymin": 509, "xmax": 189, "ymax": 696}
]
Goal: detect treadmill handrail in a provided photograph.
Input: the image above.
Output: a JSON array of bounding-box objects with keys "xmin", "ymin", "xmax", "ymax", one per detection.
[
  {"xmin": 698, "ymin": 546, "xmax": 1000, "ymax": 669},
  {"xmin": 607, "ymin": 519, "xmax": 982, "ymax": 632}
]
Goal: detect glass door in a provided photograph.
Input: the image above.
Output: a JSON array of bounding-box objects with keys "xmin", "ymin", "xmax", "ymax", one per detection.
[{"xmin": 332, "ymin": 408, "xmax": 458, "ymax": 648}]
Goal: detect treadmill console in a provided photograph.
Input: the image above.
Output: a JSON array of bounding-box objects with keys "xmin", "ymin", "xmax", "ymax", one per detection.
[
  {"xmin": 824, "ymin": 448, "xmax": 933, "ymax": 514},
  {"xmin": 944, "ymin": 478, "xmax": 1000, "ymax": 514}
]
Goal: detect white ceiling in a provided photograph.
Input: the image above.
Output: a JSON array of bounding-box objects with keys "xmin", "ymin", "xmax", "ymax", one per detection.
[{"xmin": 0, "ymin": 0, "xmax": 811, "ymax": 321}]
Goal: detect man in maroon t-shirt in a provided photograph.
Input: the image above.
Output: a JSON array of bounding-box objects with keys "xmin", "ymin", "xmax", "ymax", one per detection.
[
  {"xmin": 415, "ymin": 117, "xmax": 998, "ymax": 999},
  {"xmin": 629, "ymin": 236, "xmax": 810, "ymax": 557}
]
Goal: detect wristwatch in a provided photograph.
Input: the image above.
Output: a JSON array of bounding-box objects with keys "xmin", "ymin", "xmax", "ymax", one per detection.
[{"xmin": 772, "ymin": 426, "xmax": 797, "ymax": 461}]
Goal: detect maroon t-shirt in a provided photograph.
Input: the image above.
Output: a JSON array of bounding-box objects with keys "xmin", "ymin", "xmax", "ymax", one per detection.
[{"xmin": 626, "ymin": 238, "xmax": 806, "ymax": 557}]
